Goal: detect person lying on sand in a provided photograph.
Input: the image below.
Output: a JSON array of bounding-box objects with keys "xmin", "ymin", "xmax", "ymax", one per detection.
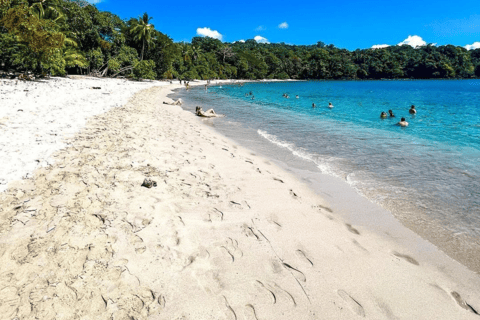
[
  {"xmin": 195, "ymin": 106, "xmax": 225, "ymax": 118},
  {"xmin": 163, "ymin": 98, "xmax": 183, "ymax": 106}
]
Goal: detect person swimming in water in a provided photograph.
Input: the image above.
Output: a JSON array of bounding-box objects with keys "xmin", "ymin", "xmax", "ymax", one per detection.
[
  {"xmin": 312, "ymin": 103, "xmax": 316, "ymax": 108},
  {"xmin": 397, "ymin": 117, "xmax": 408, "ymax": 127},
  {"xmin": 388, "ymin": 110, "xmax": 395, "ymax": 117},
  {"xmin": 409, "ymin": 105, "xmax": 417, "ymax": 114},
  {"xmin": 296, "ymin": 95, "xmax": 299, "ymax": 99},
  {"xmin": 380, "ymin": 111, "xmax": 388, "ymax": 118},
  {"xmin": 328, "ymin": 102, "xmax": 334, "ymax": 108}
]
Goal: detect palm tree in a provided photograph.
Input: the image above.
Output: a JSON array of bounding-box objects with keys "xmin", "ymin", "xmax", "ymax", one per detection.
[
  {"xmin": 179, "ymin": 43, "xmax": 193, "ymax": 62},
  {"xmin": 129, "ymin": 13, "xmax": 154, "ymax": 61},
  {"xmin": 29, "ymin": 1, "xmax": 65, "ymax": 24},
  {"xmin": 191, "ymin": 45, "xmax": 203, "ymax": 61},
  {"xmin": 63, "ymin": 38, "xmax": 87, "ymax": 69}
]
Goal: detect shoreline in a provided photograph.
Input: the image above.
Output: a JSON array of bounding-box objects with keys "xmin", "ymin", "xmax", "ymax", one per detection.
[
  {"xmin": 1, "ymin": 79, "xmax": 480, "ymax": 318},
  {"xmin": 173, "ymin": 81, "xmax": 480, "ymax": 274}
]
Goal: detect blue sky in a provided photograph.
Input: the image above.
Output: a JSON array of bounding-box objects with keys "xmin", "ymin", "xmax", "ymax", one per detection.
[{"xmin": 90, "ymin": 0, "xmax": 480, "ymax": 50}]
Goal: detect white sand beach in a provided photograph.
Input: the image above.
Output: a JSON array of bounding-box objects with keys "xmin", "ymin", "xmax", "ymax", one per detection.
[{"xmin": 1, "ymin": 78, "xmax": 480, "ymax": 319}]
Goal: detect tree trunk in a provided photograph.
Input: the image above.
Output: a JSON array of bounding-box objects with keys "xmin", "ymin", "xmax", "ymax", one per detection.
[{"xmin": 141, "ymin": 39, "xmax": 145, "ymax": 61}]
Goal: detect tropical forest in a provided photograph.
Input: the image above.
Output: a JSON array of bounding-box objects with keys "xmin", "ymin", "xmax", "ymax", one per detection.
[{"xmin": 1, "ymin": 0, "xmax": 480, "ymax": 80}]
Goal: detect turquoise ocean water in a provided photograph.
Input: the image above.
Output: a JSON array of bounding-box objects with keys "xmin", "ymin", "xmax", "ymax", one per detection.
[{"xmin": 174, "ymin": 80, "xmax": 480, "ymax": 242}]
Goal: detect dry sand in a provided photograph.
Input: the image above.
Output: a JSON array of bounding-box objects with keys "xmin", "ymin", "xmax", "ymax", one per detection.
[{"xmin": 1, "ymin": 80, "xmax": 480, "ymax": 319}]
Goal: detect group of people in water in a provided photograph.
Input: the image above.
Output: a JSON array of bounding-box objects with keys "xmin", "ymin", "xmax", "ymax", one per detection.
[
  {"xmin": 312, "ymin": 102, "xmax": 334, "ymax": 109},
  {"xmin": 380, "ymin": 105, "xmax": 417, "ymax": 127},
  {"xmin": 245, "ymin": 91, "xmax": 255, "ymax": 100},
  {"xmin": 197, "ymin": 88, "xmax": 418, "ymax": 127},
  {"xmin": 282, "ymin": 93, "xmax": 300, "ymax": 99}
]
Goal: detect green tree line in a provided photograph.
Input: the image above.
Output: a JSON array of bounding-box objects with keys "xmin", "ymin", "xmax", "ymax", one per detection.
[{"xmin": 1, "ymin": 0, "xmax": 480, "ymax": 80}]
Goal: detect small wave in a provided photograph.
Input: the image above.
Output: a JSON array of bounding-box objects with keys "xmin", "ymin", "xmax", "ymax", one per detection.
[
  {"xmin": 257, "ymin": 129, "xmax": 339, "ymax": 176},
  {"xmin": 257, "ymin": 129, "xmax": 295, "ymax": 150}
]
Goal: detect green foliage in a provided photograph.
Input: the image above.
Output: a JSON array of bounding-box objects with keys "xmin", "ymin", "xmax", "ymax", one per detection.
[
  {"xmin": 86, "ymin": 47, "xmax": 103, "ymax": 70},
  {"xmin": 2, "ymin": 6, "xmax": 65, "ymax": 53},
  {"xmin": 64, "ymin": 48, "xmax": 87, "ymax": 68},
  {"xmin": 1, "ymin": 5, "xmax": 66, "ymax": 73},
  {"xmin": 132, "ymin": 59, "xmax": 156, "ymax": 80},
  {"xmin": 0, "ymin": 32, "xmax": 17, "ymax": 70},
  {"xmin": 107, "ymin": 57, "xmax": 120, "ymax": 71},
  {"xmin": 144, "ymin": 31, "xmax": 176, "ymax": 77},
  {"xmin": 127, "ymin": 12, "xmax": 154, "ymax": 61},
  {"xmin": 0, "ymin": 0, "xmax": 13, "ymax": 19},
  {"xmin": 116, "ymin": 45, "xmax": 138, "ymax": 64},
  {"xmin": 1, "ymin": 0, "xmax": 479, "ymax": 81}
]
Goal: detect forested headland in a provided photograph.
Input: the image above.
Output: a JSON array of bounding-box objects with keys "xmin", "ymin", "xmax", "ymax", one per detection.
[{"xmin": 1, "ymin": 0, "xmax": 480, "ymax": 80}]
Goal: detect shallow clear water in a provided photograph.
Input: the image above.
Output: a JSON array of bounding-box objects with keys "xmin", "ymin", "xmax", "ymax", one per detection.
[{"xmin": 175, "ymin": 80, "xmax": 480, "ymax": 238}]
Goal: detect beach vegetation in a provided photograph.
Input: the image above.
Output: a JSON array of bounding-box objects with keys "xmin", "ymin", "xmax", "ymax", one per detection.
[
  {"xmin": 1, "ymin": 1, "xmax": 479, "ymax": 80},
  {"xmin": 132, "ymin": 59, "xmax": 156, "ymax": 80},
  {"xmin": 127, "ymin": 12, "xmax": 154, "ymax": 61}
]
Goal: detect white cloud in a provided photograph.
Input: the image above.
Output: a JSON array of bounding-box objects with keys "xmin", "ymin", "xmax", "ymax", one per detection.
[
  {"xmin": 196, "ymin": 27, "xmax": 223, "ymax": 40},
  {"xmin": 86, "ymin": 0, "xmax": 102, "ymax": 3},
  {"xmin": 397, "ymin": 35, "xmax": 426, "ymax": 48},
  {"xmin": 371, "ymin": 44, "xmax": 390, "ymax": 49},
  {"xmin": 255, "ymin": 25, "xmax": 266, "ymax": 31},
  {"xmin": 278, "ymin": 22, "xmax": 288, "ymax": 29},
  {"xmin": 465, "ymin": 41, "xmax": 480, "ymax": 50},
  {"xmin": 254, "ymin": 35, "xmax": 269, "ymax": 43}
]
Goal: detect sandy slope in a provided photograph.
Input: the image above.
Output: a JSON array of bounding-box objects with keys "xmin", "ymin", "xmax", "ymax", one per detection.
[
  {"xmin": 1, "ymin": 81, "xmax": 480, "ymax": 319},
  {"xmin": 0, "ymin": 76, "xmax": 166, "ymax": 192}
]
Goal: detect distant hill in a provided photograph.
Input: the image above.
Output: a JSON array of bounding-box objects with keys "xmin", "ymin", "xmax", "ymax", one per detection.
[{"xmin": 65, "ymin": 0, "xmax": 91, "ymax": 8}]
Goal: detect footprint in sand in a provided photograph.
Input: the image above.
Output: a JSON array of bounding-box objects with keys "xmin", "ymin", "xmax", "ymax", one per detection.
[
  {"xmin": 254, "ymin": 280, "xmax": 277, "ymax": 304},
  {"xmin": 337, "ymin": 289, "xmax": 365, "ymax": 317},
  {"xmin": 312, "ymin": 204, "xmax": 333, "ymax": 213},
  {"xmin": 223, "ymin": 296, "xmax": 237, "ymax": 320},
  {"xmin": 282, "ymin": 262, "xmax": 306, "ymax": 282},
  {"xmin": 289, "ymin": 189, "xmax": 299, "ymax": 198},
  {"xmin": 451, "ymin": 291, "xmax": 479, "ymax": 315},
  {"xmin": 244, "ymin": 304, "xmax": 259, "ymax": 320},
  {"xmin": 273, "ymin": 283, "xmax": 297, "ymax": 306},
  {"xmin": 295, "ymin": 249, "xmax": 314, "ymax": 266},
  {"xmin": 392, "ymin": 252, "xmax": 419, "ymax": 266},
  {"xmin": 345, "ymin": 223, "xmax": 360, "ymax": 235}
]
